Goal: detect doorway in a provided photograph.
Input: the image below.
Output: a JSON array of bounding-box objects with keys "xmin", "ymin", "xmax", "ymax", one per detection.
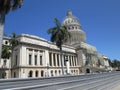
[{"xmin": 86, "ymin": 68, "xmax": 90, "ymax": 73}]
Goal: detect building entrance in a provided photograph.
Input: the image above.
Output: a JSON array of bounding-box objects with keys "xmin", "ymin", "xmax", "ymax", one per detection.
[{"xmin": 86, "ymin": 68, "xmax": 90, "ymax": 73}]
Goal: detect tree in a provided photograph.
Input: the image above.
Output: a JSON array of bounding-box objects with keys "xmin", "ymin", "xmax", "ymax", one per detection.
[
  {"xmin": 2, "ymin": 45, "xmax": 11, "ymax": 60},
  {"xmin": 9, "ymin": 32, "xmax": 19, "ymax": 51},
  {"xmin": 111, "ymin": 59, "xmax": 120, "ymax": 69},
  {"xmin": 108, "ymin": 59, "xmax": 112, "ymax": 67},
  {"xmin": 1, "ymin": 45, "xmax": 11, "ymax": 78},
  {"xmin": 2, "ymin": 32, "xmax": 19, "ymax": 78},
  {"xmin": 48, "ymin": 18, "xmax": 71, "ymax": 75},
  {"xmin": 0, "ymin": 0, "xmax": 23, "ymax": 61}
]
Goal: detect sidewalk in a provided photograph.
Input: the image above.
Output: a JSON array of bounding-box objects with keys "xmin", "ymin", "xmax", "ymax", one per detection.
[{"xmin": 111, "ymin": 83, "xmax": 120, "ymax": 90}]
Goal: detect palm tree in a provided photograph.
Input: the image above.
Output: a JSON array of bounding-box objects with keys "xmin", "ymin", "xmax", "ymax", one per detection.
[
  {"xmin": 0, "ymin": 0, "xmax": 23, "ymax": 61},
  {"xmin": 48, "ymin": 18, "xmax": 71, "ymax": 75},
  {"xmin": 1, "ymin": 45, "xmax": 11, "ymax": 78},
  {"xmin": 9, "ymin": 33, "xmax": 19, "ymax": 50},
  {"xmin": 2, "ymin": 32, "xmax": 19, "ymax": 78},
  {"xmin": 2, "ymin": 45, "xmax": 11, "ymax": 60}
]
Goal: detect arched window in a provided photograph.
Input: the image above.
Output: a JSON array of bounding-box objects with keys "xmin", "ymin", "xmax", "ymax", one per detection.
[
  {"xmin": 28, "ymin": 70, "xmax": 33, "ymax": 77},
  {"xmin": 76, "ymin": 26, "xmax": 77, "ymax": 29},
  {"xmin": 35, "ymin": 70, "xmax": 38, "ymax": 77},
  {"xmin": 51, "ymin": 70, "xmax": 53, "ymax": 76},
  {"xmin": 86, "ymin": 68, "xmax": 90, "ymax": 73},
  {"xmin": 76, "ymin": 70, "xmax": 78, "ymax": 74},
  {"xmin": 68, "ymin": 27, "xmax": 70, "ymax": 30},
  {"xmin": 5, "ymin": 41, "xmax": 8, "ymax": 45},
  {"xmin": 74, "ymin": 70, "xmax": 76, "ymax": 74},
  {"xmin": 55, "ymin": 70, "xmax": 57, "ymax": 76},
  {"xmin": 59, "ymin": 70, "xmax": 61, "ymax": 75},
  {"xmin": 2, "ymin": 72, "xmax": 6, "ymax": 78},
  {"xmin": 71, "ymin": 70, "xmax": 73, "ymax": 74},
  {"xmin": 41, "ymin": 70, "xmax": 44, "ymax": 77},
  {"xmin": 72, "ymin": 26, "xmax": 74, "ymax": 30},
  {"xmin": 14, "ymin": 72, "xmax": 16, "ymax": 78}
]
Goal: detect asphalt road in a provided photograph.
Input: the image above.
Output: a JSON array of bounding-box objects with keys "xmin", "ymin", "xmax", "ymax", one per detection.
[{"xmin": 0, "ymin": 71, "xmax": 120, "ymax": 90}]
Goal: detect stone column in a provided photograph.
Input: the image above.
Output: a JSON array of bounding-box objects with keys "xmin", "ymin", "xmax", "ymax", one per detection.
[
  {"xmin": 33, "ymin": 70, "xmax": 35, "ymax": 78},
  {"xmin": 55, "ymin": 53, "xmax": 58, "ymax": 66},
  {"xmin": 62, "ymin": 54, "xmax": 64, "ymax": 67},
  {"xmin": 32, "ymin": 50, "xmax": 34, "ymax": 66},
  {"xmin": 59, "ymin": 54, "xmax": 61, "ymax": 67},
  {"xmin": 26, "ymin": 49, "xmax": 28, "ymax": 65},
  {"xmin": 38, "ymin": 53, "xmax": 40, "ymax": 65}
]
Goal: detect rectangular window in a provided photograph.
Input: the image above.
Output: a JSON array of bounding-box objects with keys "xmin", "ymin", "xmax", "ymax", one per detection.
[
  {"xmin": 74, "ymin": 56, "xmax": 76, "ymax": 66},
  {"xmin": 40, "ymin": 56, "xmax": 42, "ymax": 65},
  {"xmin": 29, "ymin": 54, "xmax": 32, "ymax": 65},
  {"xmin": 64, "ymin": 55, "xmax": 66, "ymax": 66},
  {"xmin": 15, "ymin": 55, "xmax": 17, "ymax": 65},
  {"xmin": 69, "ymin": 56, "xmax": 71, "ymax": 66},
  {"xmin": 53, "ymin": 53, "xmax": 56, "ymax": 66},
  {"xmin": 35, "ymin": 55, "xmax": 37, "ymax": 65},
  {"xmin": 72, "ymin": 56, "xmax": 74, "ymax": 66},
  {"xmin": 49, "ymin": 53, "xmax": 52, "ymax": 66},
  {"xmin": 57, "ymin": 54, "xmax": 59, "ymax": 66}
]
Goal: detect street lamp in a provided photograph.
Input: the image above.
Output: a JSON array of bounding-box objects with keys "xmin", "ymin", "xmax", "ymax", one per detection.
[
  {"xmin": 65, "ymin": 55, "xmax": 70, "ymax": 75},
  {"xmin": 47, "ymin": 63, "xmax": 50, "ymax": 77}
]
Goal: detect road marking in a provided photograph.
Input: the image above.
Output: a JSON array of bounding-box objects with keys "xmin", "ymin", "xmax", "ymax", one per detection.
[{"xmin": 57, "ymin": 75, "xmax": 120, "ymax": 90}]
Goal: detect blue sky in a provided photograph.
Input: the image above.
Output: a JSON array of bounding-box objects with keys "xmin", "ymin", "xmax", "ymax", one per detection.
[{"xmin": 4, "ymin": 0, "xmax": 120, "ymax": 60}]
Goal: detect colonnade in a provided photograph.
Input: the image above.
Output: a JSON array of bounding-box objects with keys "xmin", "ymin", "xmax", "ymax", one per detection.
[{"xmin": 49, "ymin": 52, "xmax": 78, "ymax": 67}]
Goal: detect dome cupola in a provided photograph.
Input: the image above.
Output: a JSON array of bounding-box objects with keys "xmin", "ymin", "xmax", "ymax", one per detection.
[
  {"xmin": 62, "ymin": 11, "xmax": 86, "ymax": 46},
  {"xmin": 62, "ymin": 10, "xmax": 82, "ymax": 30}
]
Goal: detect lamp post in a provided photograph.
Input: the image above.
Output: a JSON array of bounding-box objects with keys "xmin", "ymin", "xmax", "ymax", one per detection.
[
  {"xmin": 47, "ymin": 63, "xmax": 50, "ymax": 77},
  {"xmin": 65, "ymin": 55, "xmax": 70, "ymax": 74}
]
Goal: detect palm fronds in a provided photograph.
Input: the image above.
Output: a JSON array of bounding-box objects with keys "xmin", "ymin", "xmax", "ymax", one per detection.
[{"xmin": 0, "ymin": 0, "xmax": 23, "ymax": 14}]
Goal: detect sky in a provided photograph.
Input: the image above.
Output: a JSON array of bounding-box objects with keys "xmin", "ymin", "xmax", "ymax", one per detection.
[{"xmin": 4, "ymin": 0, "xmax": 120, "ymax": 60}]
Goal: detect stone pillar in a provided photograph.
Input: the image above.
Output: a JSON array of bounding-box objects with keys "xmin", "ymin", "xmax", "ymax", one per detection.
[
  {"xmin": 59, "ymin": 54, "xmax": 61, "ymax": 67},
  {"xmin": 42, "ymin": 52, "xmax": 45, "ymax": 66},
  {"xmin": 32, "ymin": 50, "xmax": 34, "ymax": 65},
  {"xmin": 38, "ymin": 53, "xmax": 40, "ymax": 65},
  {"xmin": 55, "ymin": 54, "xmax": 58, "ymax": 66},
  {"xmin": 44, "ymin": 50, "xmax": 49, "ymax": 66},
  {"xmin": 26, "ymin": 49, "xmax": 28, "ymax": 65},
  {"xmin": 33, "ymin": 70, "xmax": 35, "ymax": 78},
  {"xmin": 62, "ymin": 54, "xmax": 64, "ymax": 67},
  {"xmin": 71, "ymin": 56, "xmax": 73, "ymax": 66}
]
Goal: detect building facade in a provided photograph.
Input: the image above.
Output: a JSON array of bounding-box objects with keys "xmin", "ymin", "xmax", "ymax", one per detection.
[{"xmin": 0, "ymin": 11, "xmax": 110, "ymax": 79}]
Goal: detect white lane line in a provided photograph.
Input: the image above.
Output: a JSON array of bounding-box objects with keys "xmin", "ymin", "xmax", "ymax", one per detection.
[
  {"xmin": 3, "ymin": 75, "xmax": 106, "ymax": 90},
  {"xmin": 57, "ymin": 75, "xmax": 119, "ymax": 90}
]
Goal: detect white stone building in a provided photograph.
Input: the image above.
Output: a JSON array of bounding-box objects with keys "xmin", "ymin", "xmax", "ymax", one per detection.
[{"xmin": 0, "ymin": 11, "xmax": 110, "ymax": 79}]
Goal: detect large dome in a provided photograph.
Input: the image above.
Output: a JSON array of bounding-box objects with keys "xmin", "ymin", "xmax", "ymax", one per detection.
[
  {"xmin": 62, "ymin": 11, "xmax": 82, "ymax": 30},
  {"xmin": 62, "ymin": 11, "xmax": 86, "ymax": 46}
]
